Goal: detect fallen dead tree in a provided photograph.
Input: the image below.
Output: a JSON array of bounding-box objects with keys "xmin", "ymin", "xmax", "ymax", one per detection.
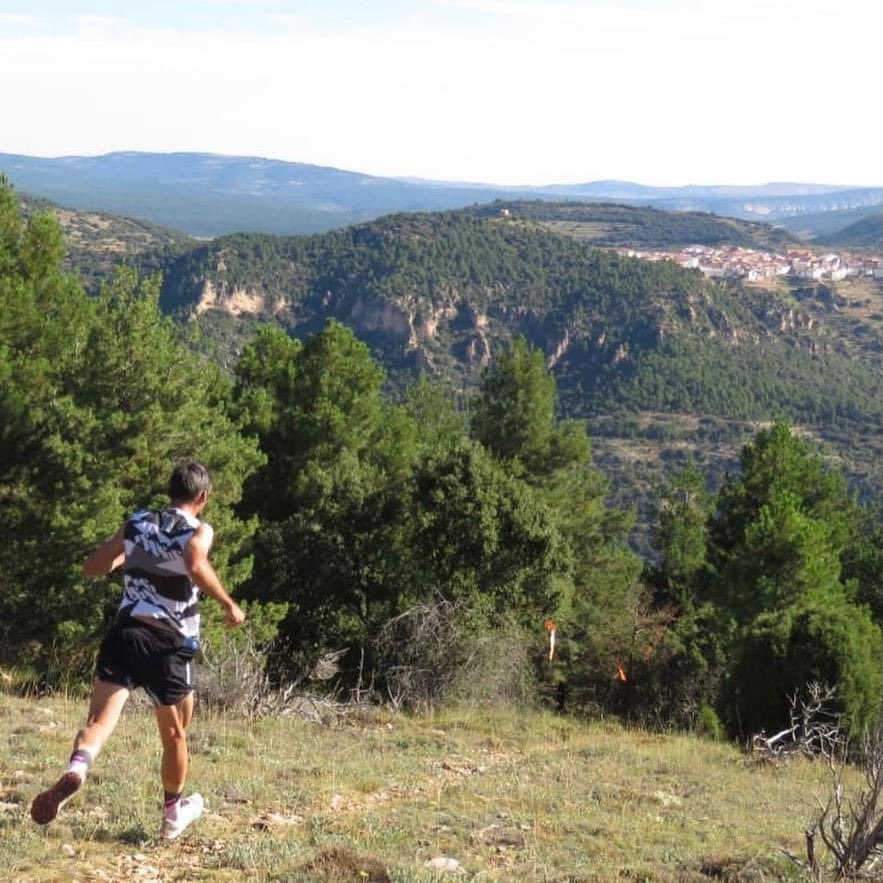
[{"xmin": 752, "ymin": 683, "xmax": 845, "ymax": 763}]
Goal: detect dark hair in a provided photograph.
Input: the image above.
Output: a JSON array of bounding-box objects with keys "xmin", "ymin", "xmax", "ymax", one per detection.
[{"xmin": 168, "ymin": 459, "xmax": 212, "ymax": 502}]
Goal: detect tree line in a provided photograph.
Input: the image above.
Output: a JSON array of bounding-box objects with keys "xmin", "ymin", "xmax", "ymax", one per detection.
[{"xmin": 2, "ymin": 179, "xmax": 882, "ymax": 738}]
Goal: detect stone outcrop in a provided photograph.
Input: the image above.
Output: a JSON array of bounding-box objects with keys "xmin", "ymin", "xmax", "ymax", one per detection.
[
  {"xmin": 349, "ymin": 296, "xmax": 415, "ymax": 344},
  {"xmin": 415, "ymin": 303, "xmax": 457, "ymax": 342},
  {"xmin": 465, "ymin": 333, "xmax": 491, "ymax": 367},
  {"xmin": 546, "ymin": 328, "xmax": 571, "ymax": 369},
  {"xmin": 349, "ymin": 297, "xmax": 460, "ymax": 349},
  {"xmin": 776, "ymin": 308, "xmax": 819, "ymax": 334},
  {"xmin": 463, "ymin": 304, "xmax": 489, "ymax": 330},
  {"xmin": 195, "ymin": 280, "xmax": 277, "ymax": 317}
]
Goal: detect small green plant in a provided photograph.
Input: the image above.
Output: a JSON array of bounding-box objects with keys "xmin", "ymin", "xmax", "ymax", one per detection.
[{"xmin": 695, "ymin": 704, "xmax": 724, "ymax": 741}]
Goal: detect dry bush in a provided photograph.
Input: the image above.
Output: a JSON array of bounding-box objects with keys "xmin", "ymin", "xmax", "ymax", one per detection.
[
  {"xmin": 198, "ymin": 637, "xmax": 370, "ymax": 724},
  {"xmin": 201, "ymin": 598, "xmax": 537, "ymax": 718},
  {"xmin": 197, "ymin": 636, "xmax": 273, "ymax": 716},
  {"xmin": 445, "ymin": 627, "xmax": 536, "ymax": 708},
  {"xmin": 373, "ymin": 594, "xmax": 536, "ymax": 711},
  {"xmin": 773, "ymin": 689, "xmax": 883, "ymax": 879},
  {"xmin": 373, "ymin": 596, "xmax": 460, "ymax": 709}
]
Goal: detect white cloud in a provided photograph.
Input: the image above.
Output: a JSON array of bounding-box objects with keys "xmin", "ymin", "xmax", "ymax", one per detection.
[
  {"xmin": 0, "ymin": 13, "xmax": 40, "ymax": 26},
  {"xmin": 189, "ymin": 0, "xmax": 285, "ymax": 4},
  {"xmin": 0, "ymin": 3, "xmax": 880, "ymax": 186}
]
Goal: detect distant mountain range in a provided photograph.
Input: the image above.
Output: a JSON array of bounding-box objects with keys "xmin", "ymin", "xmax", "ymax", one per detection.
[
  {"xmin": 2, "ymin": 151, "xmax": 880, "ymax": 239},
  {"xmin": 776, "ymin": 204, "xmax": 883, "ymax": 240}
]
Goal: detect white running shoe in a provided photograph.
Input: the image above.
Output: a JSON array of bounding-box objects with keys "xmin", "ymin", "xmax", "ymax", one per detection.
[{"xmin": 160, "ymin": 793, "xmax": 204, "ymax": 840}]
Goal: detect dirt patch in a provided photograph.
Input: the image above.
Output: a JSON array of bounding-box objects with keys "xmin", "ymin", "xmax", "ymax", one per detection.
[
  {"xmin": 299, "ymin": 846, "xmax": 391, "ymax": 882},
  {"xmin": 696, "ymin": 854, "xmax": 769, "ymax": 881}
]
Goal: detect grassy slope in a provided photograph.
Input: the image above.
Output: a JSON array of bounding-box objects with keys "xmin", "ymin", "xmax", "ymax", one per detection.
[
  {"xmin": 466, "ymin": 201, "xmax": 796, "ymax": 250},
  {"xmin": 0, "ymin": 693, "xmax": 847, "ymax": 882},
  {"xmin": 17, "ymin": 193, "xmax": 195, "ymax": 292}
]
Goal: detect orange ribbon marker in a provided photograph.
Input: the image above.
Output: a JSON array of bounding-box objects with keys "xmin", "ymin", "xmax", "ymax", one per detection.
[{"xmin": 544, "ymin": 619, "xmax": 557, "ymax": 662}]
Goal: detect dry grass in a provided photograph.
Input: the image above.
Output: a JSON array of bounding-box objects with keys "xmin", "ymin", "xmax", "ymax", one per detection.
[
  {"xmin": 540, "ymin": 221, "xmax": 622, "ymax": 243},
  {"xmin": 0, "ymin": 693, "xmax": 854, "ymax": 881},
  {"xmin": 833, "ymin": 277, "xmax": 883, "ymax": 325}
]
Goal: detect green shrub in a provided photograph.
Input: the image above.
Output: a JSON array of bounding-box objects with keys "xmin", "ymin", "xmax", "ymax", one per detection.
[
  {"xmin": 695, "ymin": 704, "xmax": 724, "ymax": 741},
  {"xmin": 729, "ymin": 597, "xmax": 883, "ymax": 738}
]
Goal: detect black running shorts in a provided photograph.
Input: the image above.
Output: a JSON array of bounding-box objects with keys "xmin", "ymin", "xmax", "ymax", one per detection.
[{"xmin": 95, "ymin": 618, "xmax": 196, "ymax": 706}]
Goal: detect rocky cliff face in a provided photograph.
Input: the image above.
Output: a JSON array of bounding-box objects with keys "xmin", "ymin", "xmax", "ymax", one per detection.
[
  {"xmin": 170, "ymin": 244, "xmax": 828, "ymax": 387},
  {"xmin": 348, "ymin": 295, "xmax": 415, "ymax": 342},
  {"xmin": 195, "ymin": 280, "xmax": 283, "ymax": 317}
]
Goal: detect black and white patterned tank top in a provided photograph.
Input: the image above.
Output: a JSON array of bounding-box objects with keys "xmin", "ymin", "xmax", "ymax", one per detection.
[{"xmin": 119, "ymin": 508, "xmax": 203, "ymax": 638}]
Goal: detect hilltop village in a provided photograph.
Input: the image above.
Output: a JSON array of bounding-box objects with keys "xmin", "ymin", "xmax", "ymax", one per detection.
[{"xmin": 615, "ymin": 245, "xmax": 883, "ymax": 282}]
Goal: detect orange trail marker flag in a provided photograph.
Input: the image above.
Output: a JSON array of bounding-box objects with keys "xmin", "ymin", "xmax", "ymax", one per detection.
[{"xmin": 544, "ymin": 620, "xmax": 557, "ymax": 662}]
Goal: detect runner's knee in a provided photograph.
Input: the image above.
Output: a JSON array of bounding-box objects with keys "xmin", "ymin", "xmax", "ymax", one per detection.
[
  {"xmin": 160, "ymin": 722, "xmax": 186, "ymax": 744},
  {"xmin": 156, "ymin": 710, "xmax": 188, "ymax": 746}
]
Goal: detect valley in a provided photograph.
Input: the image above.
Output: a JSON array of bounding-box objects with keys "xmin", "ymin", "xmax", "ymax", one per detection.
[{"xmin": 19, "ymin": 188, "xmax": 883, "ymax": 553}]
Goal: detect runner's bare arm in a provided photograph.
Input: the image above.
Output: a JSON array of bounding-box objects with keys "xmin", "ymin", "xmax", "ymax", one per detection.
[
  {"xmin": 183, "ymin": 524, "xmax": 246, "ymax": 627},
  {"xmin": 83, "ymin": 525, "xmax": 126, "ymax": 576}
]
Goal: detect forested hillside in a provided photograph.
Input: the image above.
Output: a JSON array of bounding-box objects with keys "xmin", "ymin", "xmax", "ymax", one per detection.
[
  {"xmin": 158, "ymin": 209, "xmax": 883, "ymax": 561},
  {"xmin": 4, "ymin": 178, "xmax": 883, "ymax": 747},
  {"xmin": 160, "ymin": 211, "xmax": 882, "ymax": 430},
  {"xmin": 15, "ymin": 191, "xmax": 883, "ymax": 548},
  {"xmin": 820, "ymin": 211, "xmax": 883, "ymax": 250}
]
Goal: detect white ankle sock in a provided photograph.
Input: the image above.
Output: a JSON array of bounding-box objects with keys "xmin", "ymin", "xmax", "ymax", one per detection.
[
  {"xmin": 67, "ymin": 759, "xmax": 89, "ymax": 779},
  {"xmin": 67, "ymin": 746, "xmax": 96, "ymax": 779}
]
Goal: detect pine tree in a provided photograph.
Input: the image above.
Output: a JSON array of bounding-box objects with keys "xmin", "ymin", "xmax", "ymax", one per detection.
[{"xmin": 0, "ymin": 180, "xmax": 264, "ymax": 675}]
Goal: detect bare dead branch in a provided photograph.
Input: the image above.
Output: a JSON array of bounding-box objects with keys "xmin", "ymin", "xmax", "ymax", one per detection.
[
  {"xmin": 794, "ymin": 719, "xmax": 883, "ymax": 878},
  {"xmin": 752, "ymin": 683, "xmax": 845, "ymax": 764}
]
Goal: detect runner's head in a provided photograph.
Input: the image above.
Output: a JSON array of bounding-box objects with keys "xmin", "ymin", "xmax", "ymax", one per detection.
[{"xmin": 169, "ymin": 459, "xmax": 212, "ymax": 512}]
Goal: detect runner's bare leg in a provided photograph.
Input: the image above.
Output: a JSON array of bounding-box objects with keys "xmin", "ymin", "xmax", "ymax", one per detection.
[
  {"xmin": 155, "ymin": 700, "xmax": 191, "ymax": 794},
  {"xmin": 31, "ymin": 679, "xmax": 129, "ymax": 824},
  {"xmin": 177, "ymin": 692, "xmax": 194, "ymax": 731},
  {"xmin": 74, "ymin": 678, "xmax": 131, "ymax": 758}
]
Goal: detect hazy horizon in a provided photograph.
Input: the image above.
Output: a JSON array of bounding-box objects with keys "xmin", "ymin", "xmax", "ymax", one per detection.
[{"xmin": 2, "ymin": 147, "xmax": 878, "ymax": 192}]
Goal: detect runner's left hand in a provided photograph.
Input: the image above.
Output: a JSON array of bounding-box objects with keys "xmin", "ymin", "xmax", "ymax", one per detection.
[{"xmin": 224, "ymin": 601, "xmax": 246, "ymax": 627}]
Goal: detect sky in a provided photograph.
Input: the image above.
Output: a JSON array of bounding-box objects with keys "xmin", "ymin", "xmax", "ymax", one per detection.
[{"xmin": 0, "ymin": 0, "xmax": 880, "ymax": 186}]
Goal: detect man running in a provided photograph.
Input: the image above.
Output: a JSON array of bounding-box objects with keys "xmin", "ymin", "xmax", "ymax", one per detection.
[{"xmin": 31, "ymin": 460, "xmax": 246, "ymax": 839}]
